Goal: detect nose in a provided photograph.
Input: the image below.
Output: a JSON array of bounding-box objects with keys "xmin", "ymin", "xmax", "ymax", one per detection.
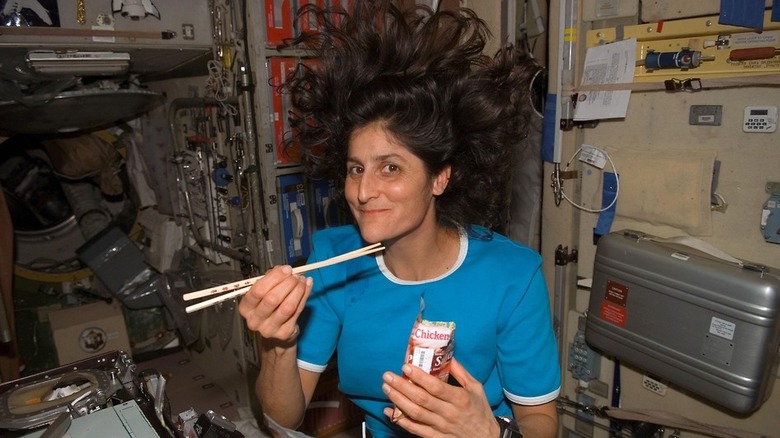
[{"xmin": 356, "ymin": 172, "xmax": 378, "ymax": 204}]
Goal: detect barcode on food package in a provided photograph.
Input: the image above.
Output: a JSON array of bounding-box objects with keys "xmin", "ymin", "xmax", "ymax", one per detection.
[{"xmin": 412, "ymin": 347, "xmax": 434, "ymax": 372}]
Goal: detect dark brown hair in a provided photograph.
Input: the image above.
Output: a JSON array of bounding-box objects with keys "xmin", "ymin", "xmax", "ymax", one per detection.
[{"xmin": 282, "ymin": 0, "xmax": 541, "ymax": 231}]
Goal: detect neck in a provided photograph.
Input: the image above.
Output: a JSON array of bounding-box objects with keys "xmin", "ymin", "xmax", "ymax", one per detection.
[{"xmin": 382, "ymin": 225, "xmax": 460, "ymax": 281}]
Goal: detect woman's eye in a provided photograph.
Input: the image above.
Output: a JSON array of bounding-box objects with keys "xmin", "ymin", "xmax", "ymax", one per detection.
[
  {"xmin": 347, "ymin": 165, "xmax": 363, "ymax": 175},
  {"xmin": 382, "ymin": 164, "xmax": 399, "ymax": 173}
]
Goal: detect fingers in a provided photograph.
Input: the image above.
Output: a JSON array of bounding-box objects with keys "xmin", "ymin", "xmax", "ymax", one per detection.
[
  {"xmin": 382, "ymin": 365, "xmax": 454, "ymax": 429},
  {"xmin": 447, "ymin": 358, "xmax": 478, "ymax": 390},
  {"xmin": 382, "ymin": 360, "xmax": 494, "ymax": 437},
  {"xmin": 382, "ymin": 368, "xmax": 436, "ymax": 435},
  {"xmin": 238, "ymin": 265, "xmax": 291, "ymax": 318},
  {"xmin": 237, "ymin": 265, "xmax": 313, "ymax": 341}
]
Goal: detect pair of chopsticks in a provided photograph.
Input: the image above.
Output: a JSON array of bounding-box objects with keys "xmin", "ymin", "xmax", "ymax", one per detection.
[{"xmin": 183, "ymin": 242, "xmax": 385, "ymax": 313}]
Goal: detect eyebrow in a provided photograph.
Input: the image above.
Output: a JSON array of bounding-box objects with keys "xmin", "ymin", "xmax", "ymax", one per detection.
[{"xmin": 347, "ymin": 153, "xmax": 406, "ymax": 164}]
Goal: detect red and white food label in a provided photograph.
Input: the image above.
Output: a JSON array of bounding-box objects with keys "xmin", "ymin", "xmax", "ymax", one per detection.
[
  {"xmin": 392, "ymin": 318, "xmax": 455, "ymax": 421},
  {"xmin": 406, "ymin": 319, "xmax": 455, "ymax": 378}
]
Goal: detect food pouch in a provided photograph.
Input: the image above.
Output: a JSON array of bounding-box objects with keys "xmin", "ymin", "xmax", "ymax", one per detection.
[{"xmin": 391, "ymin": 309, "xmax": 455, "ymax": 422}]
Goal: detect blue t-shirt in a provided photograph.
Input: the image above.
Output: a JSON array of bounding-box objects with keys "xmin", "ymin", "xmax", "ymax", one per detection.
[{"xmin": 296, "ymin": 225, "xmax": 560, "ymax": 438}]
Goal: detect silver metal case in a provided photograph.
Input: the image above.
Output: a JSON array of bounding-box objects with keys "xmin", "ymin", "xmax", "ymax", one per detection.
[{"xmin": 586, "ymin": 230, "xmax": 780, "ymax": 414}]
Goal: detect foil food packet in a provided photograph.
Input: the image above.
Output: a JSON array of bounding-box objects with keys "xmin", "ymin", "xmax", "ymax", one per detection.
[{"xmin": 392, "ymin": 301, "xmax": 455, "ymax": 422}]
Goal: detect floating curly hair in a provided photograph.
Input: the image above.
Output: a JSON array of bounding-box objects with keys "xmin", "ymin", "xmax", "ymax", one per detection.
[{"xmin": 281, "ymin": 0, "xmax": 541, "ymax": 231}]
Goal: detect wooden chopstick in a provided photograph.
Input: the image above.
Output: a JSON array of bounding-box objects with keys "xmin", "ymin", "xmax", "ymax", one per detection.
[
  {"xmin": 183, "ymin": 242, "xmax": 384, "ymax": 313},
  {"xmin": 182, "ymin": 242, "xmax": 383, "ymax": 301},
  {"xmin": 185, "ymin": 286, "xmax": 252, "ymax": 314}
]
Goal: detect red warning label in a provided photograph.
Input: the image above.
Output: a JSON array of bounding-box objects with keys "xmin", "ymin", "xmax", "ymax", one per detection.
[
  {"xmin": 601, "ymin": 301, "xmax": 627, "ymax": 327},
  {"xmin": 601, "ymin": 280, "xmax": 628, "ymax": 326},
  {"xmin": 604, "ymin": 280, "xmax": 628, "ymax": 306}
]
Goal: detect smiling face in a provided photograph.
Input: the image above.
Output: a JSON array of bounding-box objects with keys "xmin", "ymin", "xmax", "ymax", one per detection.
[{"xmin": 345, "ymin": 122, "xmax": 450, "ymax": 245}]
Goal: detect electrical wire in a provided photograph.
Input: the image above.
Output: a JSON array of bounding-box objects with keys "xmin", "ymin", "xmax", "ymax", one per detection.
[
  {"xmin": 206, "ymin": 59, "xmax": 238, "ymax": 117},
  {"xmin": 560, "ymin": 145, "xmax": 620, "ymax": 213},
  {"xmin": 557, "ymin": 397, "xmax": 666, "ymax": 438}
]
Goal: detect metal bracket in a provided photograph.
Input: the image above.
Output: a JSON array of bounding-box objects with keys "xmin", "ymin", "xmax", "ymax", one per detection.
[
  {"xmin": 561, "ymin": 94, "xmax": 602, "ymax": 130},
  {"xmin": 560, "ymin": 118, "xmax": 602, "ymax": 130},
  {"xmin": 664, "ymin": 77, "xmax": 703, "ymax": 92},
  {"xmin": 555, "ymin": 245, "xmax": 579, "ymax": 266}
]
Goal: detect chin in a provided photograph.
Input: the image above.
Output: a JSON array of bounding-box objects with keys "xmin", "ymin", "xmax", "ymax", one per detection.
[
  {"xmin": 357, "ymin": 227, "xmax": 388, "ymax": 245},
  {"xmin": 354, "ymin": 220, "xmax": 391, "ymax": 244}
]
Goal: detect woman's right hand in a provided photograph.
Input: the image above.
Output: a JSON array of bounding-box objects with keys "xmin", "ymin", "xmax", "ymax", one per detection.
[{"xmin": 238, "ymin": 265, "xmax": 313, "ymax": 344}]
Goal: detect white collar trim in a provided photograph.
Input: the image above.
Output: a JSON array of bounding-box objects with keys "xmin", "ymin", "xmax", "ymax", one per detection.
[{"xmin": 377, "ymin": 229, "xmax": 468, "ymax": 285}]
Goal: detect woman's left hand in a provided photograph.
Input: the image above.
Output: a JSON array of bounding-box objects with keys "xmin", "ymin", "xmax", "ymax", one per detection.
[{"xmin": 382, "ymin": 358, "xmax": 500, "ymax": 438}]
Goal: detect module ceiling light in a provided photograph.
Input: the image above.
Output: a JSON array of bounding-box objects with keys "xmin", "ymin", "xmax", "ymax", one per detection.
[{"xmin": 25, "ymin": 50, "xmax": 131, "ymax": 76}]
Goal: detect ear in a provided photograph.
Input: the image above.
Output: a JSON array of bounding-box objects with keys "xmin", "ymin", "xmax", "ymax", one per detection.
[{"xmin": 431, "ymin": 165, "xmax": 451, "ymax": 196}]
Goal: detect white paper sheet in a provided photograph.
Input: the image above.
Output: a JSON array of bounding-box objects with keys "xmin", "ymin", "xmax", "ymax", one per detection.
[{"xmin": 574, "ymin": 38, "xmax": 637, "ymax": 121}]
